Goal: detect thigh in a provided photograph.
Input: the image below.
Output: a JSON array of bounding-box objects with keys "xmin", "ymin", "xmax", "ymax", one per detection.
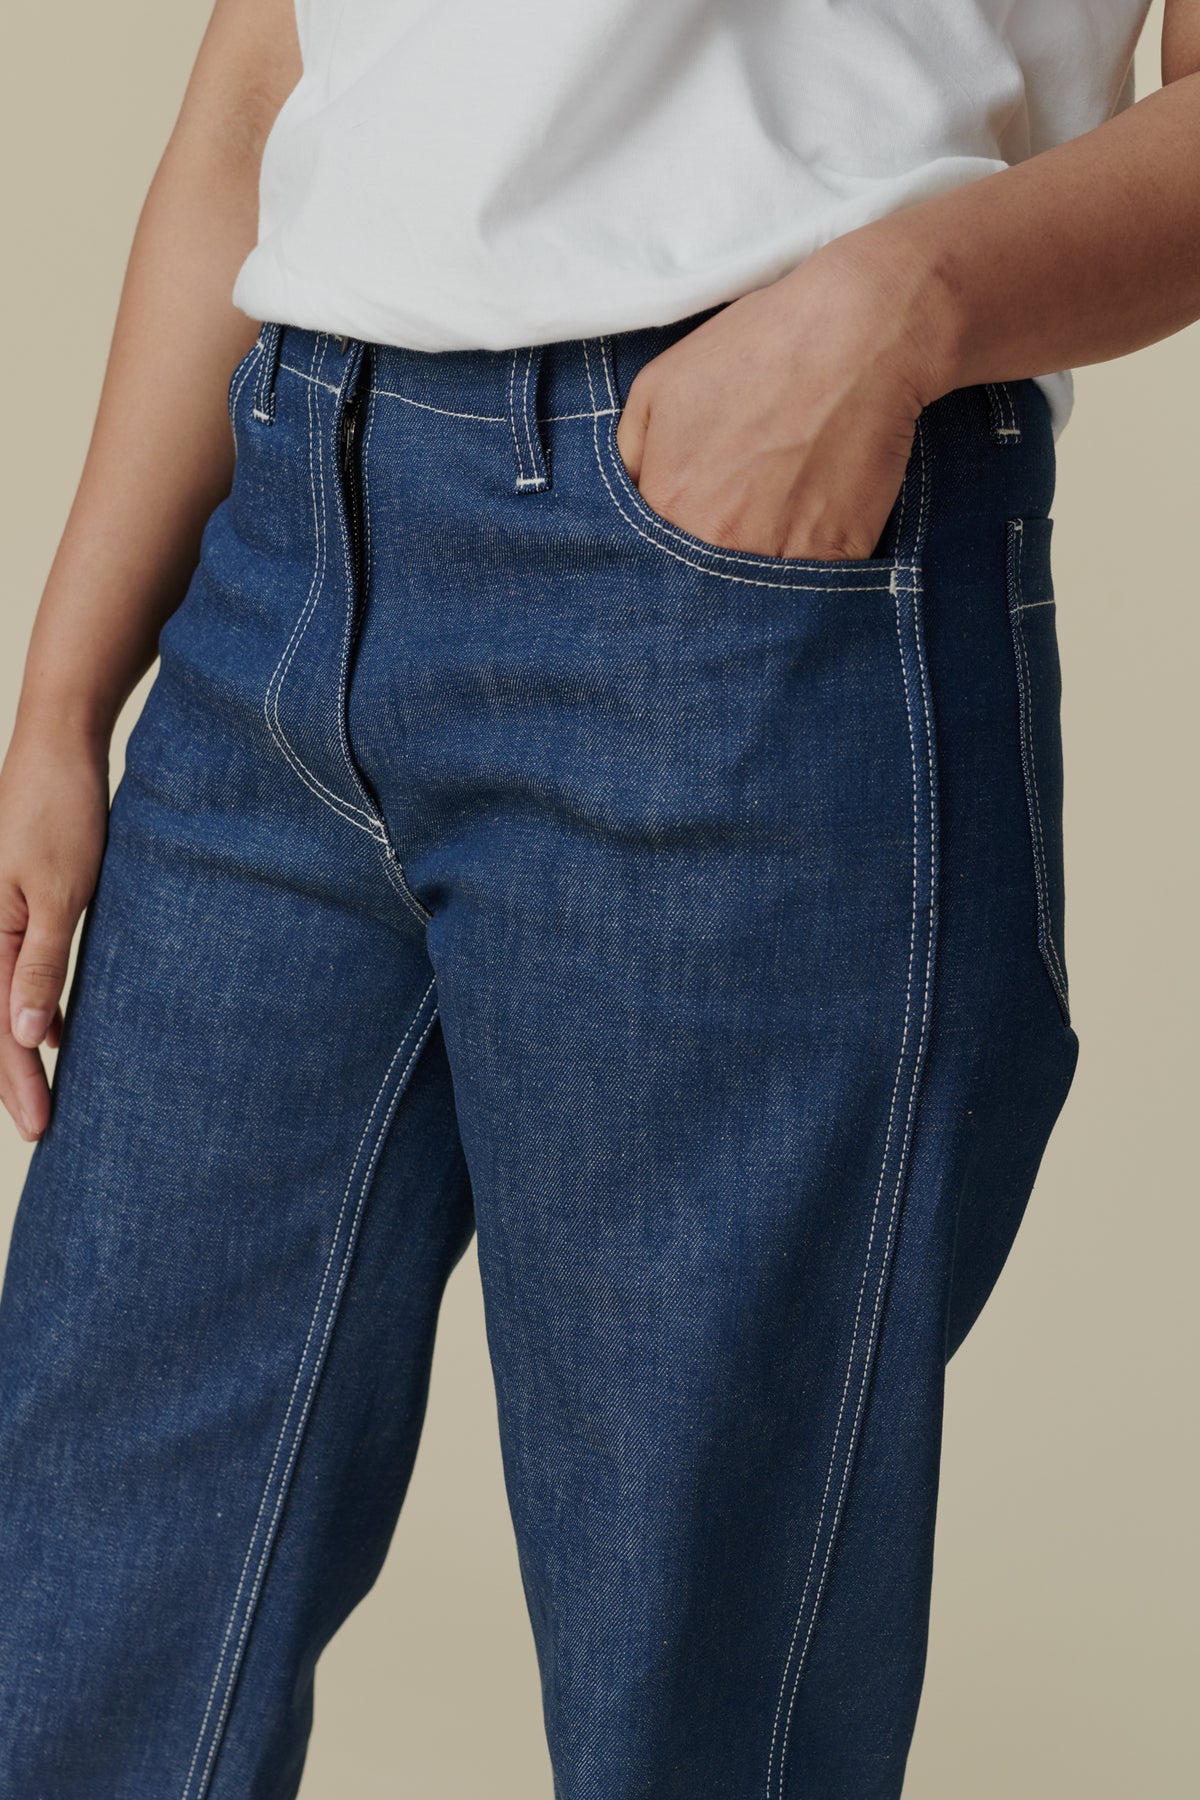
[
  {"xmin": 0, "ymin": 345, "xmax": 473, "ymax": 1799},
  {"xmin": 344, "ymin": 337, "xmax": 1077, "ymax": 1798}
]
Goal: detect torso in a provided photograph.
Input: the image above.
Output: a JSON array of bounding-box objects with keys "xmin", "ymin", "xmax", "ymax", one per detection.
[{"xmin": 233, "ymin": 0, "xmax": 1153, "ymax": 435}]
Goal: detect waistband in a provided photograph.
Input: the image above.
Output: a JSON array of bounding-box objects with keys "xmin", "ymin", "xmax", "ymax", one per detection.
[
  {"xmin": 253, "ymin": 305, "xmax": 726, "ymax": 440},
  {"xmin": 243, "ymin": 308, "xmax": 1050, "ymax": 524}
]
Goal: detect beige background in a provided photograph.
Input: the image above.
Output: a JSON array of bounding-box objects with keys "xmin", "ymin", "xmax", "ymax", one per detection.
[{"xmin": 1, "ymin": 4, "xmax": 1196, "ymax": 1794}]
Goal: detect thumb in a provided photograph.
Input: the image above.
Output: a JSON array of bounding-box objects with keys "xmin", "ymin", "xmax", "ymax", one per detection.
[
  {"xmin": 11, "ymin": 901, "xmax": 75, "ymax": 1048},
  {"xmin": 614, "ymin": 380, "xmax": 653, "ymax": 485}
]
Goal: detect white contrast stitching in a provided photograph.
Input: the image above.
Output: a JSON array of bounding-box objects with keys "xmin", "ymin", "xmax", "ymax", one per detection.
[
  {"xmin": 228, "ymin": 341, "xmax": 263, "ymax": 429},
  {"xmin": 251, "ymin": 324, "xmax": 282, "ymax": 426},
  {"xmin": 368, "ymin": 383, "xmax": 507, "ymax": 423},
  {"xmin": 507, "ymin": 350, "xmax": 526, "ymax": 481},
  {"xmin": 1007, "ymin": 522, "xmax": 1069, "ymax": 1015},
  {"xmin": 328, "ymin": 371, "xmax": 410, "ymax": 836},
  {"xmin": 521, "ymin": 347, "xmax": 540, "ymax": 475},
  {"xmin": 262, "ymin": 337, "xmax": 387, "ymax": 840},
  {"xmin": 521, "ymin": 346, "xmax": 548, "ymax": 487},
  {"xmin": 581, "ymin": 339, "xmax": 903, "ymax": 594},
  {"xmin": 378, "ymin": 847, "xmax": 432, "ymax": 925},
  {"xmin": 767, "ymin": 421, "xmax": 935, "ymax": 1797},
  {"xmin": 985, "ymin": 379, "xmax": 1021, "ymax": 442},
  {"xmin": 351, "ymin": 372, "xmax": 431, "ymax": 928},
  {"xmin": 1008, "ymin": 523, "xmax": 1069, "ymax": 1006},
  {"xmin": 292, "ymin": 373, "xmax": 619, "ymax": 428},
  {"xmin": 542, "ymin": 406, "xmax": 620, "ymax": 423},
  {"xmin": 179, "ymin": 984, "xmax": 439, "ymax": 1799},
  {"xmin": 278, "ymin": 360, "xmax": 342, "ymax": 397},
  {"xmin": 987, "ymin": 380, "xmax": 1021, "ymax": 444},
  {"xmin": 986, "ymin": 383, "xmax": 1003, "ymax": 438},
  {"xmin": 598, "ymin": 334, "xmax": 618, "ymax": 412},
  {"xmin": 1019, "ymin": 620, "xmax": 1069, "ymax": 1010}
]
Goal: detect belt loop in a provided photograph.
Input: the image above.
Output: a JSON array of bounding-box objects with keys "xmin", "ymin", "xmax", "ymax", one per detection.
[
  {"xmin": 580, "ymin": 332, "xmax": 623, "ymax": 443},
  {"xmin": 986, "ymin": 381, "xmax": 1022, "ymax": 446},
  {"xmin": 508, "ymin": 346, "xmax": 550, "ymax": 493},
  {"xmin": 594, "ymin": 333, "xmax": 621, "ymax": 415},
  {"xmin": 337, "ymin": 335, "xmax": 368, "ymax": 408},
  {"xmin": 251, "ymin": 321, "xmax": 284, "ymax": 427}
]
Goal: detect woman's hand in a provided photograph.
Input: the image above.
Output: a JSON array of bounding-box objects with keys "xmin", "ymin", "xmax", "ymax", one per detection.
[
  {"xmin": 616, "ymin": 17, "xmax": 1200, "ymax": 560},
  {"xmin": 613, "ymin": 236, "xmax": 944, "ymax": 562},
  {"xmin": 0, "ymin": 0, "xmax": 303, "ymax": 1144},
  {"xmin": 0, "ymin": 730, "xmax": 108, "ymax": 1142}
]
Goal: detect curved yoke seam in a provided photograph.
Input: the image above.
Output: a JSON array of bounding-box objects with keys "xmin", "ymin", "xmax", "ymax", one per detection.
[{"xmin": 178, "ymin": 982, "xmax": 440, "ymax": 1800}]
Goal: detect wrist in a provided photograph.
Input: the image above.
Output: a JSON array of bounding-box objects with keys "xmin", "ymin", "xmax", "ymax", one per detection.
[
  {"xmin": 11, "ymin": 682, "xmax": 117, "ymax": 766},
  {"xmin": 803, "ymin": 218, "xmax": 970, "ymax": 410}
]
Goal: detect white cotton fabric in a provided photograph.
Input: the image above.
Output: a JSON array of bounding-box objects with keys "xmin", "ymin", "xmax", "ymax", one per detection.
[{"xmin": 233, "ymin": 1, "xmax": 1153, "ymax": 438}]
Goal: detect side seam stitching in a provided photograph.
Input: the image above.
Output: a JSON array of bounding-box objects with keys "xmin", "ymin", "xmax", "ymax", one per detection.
[
  {"xmin": 766, "ymin": 417, "xmax": 938, "ymax": 1797},
  {"xmin": 1006, "ymin": 521, "xmax": 1070, "ymax": 1019}
]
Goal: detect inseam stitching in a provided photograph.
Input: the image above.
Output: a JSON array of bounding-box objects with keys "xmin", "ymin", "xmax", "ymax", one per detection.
[{"xmin": 178, "ymin": 983, "xmax": 439, "ymax": 1799}]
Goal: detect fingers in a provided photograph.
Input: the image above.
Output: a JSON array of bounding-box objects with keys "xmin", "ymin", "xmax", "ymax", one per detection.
[
  {"xmin": 0, "ymin": 927, "xmax": 47, "ymax": 1142},
  {"xmin": 0, "ymin": 896, "xmax": 77, "ymax": 1142},
  {"xmin": 613, "ymin": 369, "xmax": 654, "ymax": 483},
  {"xmin": 11, "ymin": 902, "xmax": 74, "ymax": 1050}
]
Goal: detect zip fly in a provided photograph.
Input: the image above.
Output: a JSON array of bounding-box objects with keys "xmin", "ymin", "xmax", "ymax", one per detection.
[{"xmin": 339, "ymin": 384, "xmax": 367, "ymax": 602}]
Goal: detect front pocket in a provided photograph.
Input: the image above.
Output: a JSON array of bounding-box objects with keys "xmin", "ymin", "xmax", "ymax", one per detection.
[
  {"xmin": 1006, "ymin": 516, "xmax": 1071, "ymax": 1024},
  {"xmin": 593, "ymin": 408, "xmax": 906, "ymax": 593}
]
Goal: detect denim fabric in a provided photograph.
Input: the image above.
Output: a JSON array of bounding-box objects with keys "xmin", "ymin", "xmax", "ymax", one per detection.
[{"xmin": 0, "ymin": 313, "xmax": 1078, "ymax": 1799}]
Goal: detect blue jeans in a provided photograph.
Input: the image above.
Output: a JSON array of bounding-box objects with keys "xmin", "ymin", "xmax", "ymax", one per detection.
[{"xmin": 0, "ymin": 314, "xmax": 1077, "ymax": 1798}]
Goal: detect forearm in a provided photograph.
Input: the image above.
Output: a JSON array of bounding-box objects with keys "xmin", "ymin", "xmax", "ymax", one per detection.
[
  {"xmin": 15, "ymin": 0, "xmax": 299, "ymax": 756},
  {"xmin": 817, "ymin": 52, "xmax": 1200, "ymax": 408}
]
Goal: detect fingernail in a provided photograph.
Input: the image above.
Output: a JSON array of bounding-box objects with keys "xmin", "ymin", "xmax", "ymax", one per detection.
[{"xmin": 15, "ymin": 1009, "xmax": 48, "ymax": 1047}]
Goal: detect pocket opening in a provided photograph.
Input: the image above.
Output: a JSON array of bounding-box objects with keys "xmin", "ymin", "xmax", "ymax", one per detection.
[
  {"xmin": 1006, "ymin": 516, "xmax": 1071, "ymax": 1024},
  {"xmin": 595, "ymin": 409, "xmax": 907, "ymax": 591}
]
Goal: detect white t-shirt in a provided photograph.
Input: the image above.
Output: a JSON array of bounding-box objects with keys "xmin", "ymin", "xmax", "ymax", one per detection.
[{"xmin": 233, "ymin": 1, "xmax": 1152, "ymax": 438}]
